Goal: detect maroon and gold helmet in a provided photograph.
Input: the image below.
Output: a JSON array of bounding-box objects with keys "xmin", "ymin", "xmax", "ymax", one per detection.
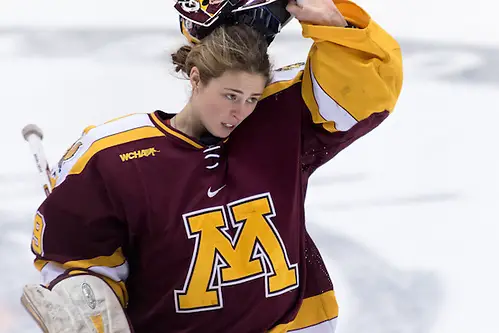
[{"xmin": 174, "ymin": 0, "xmax": 292, "ymax": 45}]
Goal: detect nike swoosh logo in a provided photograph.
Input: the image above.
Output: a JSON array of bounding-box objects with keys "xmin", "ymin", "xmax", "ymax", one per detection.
[{"xmin": 207, "ymin": 185, "xmax": 226, "ymax": 198}]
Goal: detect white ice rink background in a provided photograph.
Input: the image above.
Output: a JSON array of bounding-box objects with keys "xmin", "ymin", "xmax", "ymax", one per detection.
[{"xmin": 0, "ymin": 1, "xmax": 498, "ymax": 332}]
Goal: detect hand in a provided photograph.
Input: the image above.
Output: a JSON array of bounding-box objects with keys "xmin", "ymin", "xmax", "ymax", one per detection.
[{"xmin": 286, "ymin": 0, "xmax": 348, "ymax": 27}]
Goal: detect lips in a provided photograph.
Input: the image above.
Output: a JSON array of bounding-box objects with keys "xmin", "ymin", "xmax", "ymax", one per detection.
[{"xmin": 221, "ymin": 122, "xmax": 235, "ymax": 129}]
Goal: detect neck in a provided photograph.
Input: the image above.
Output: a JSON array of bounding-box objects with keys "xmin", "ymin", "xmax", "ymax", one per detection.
[{"xmin": 171, "ymin": 104, "xmax": 204, "ymax": 139}]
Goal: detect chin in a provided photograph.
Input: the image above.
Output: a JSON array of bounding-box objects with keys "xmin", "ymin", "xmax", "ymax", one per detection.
[
  {"xmin": 213, "ymin": 131, "xmax": 230, "ymax": 140},
  {"xmin": 210, "ymin": 125, "xmax": 233, "ymax": 138}
]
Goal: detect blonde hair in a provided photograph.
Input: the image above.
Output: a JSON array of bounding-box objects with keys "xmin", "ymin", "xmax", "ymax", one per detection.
[{"xmin": 171, "ymin": 24, "xmax": 272, "ymax": 84}]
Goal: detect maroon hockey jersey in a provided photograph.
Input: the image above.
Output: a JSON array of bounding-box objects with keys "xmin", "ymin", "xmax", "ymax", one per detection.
[{"xmin": 29, "ymin": 2, "xmax": 403, "ymax": 332}]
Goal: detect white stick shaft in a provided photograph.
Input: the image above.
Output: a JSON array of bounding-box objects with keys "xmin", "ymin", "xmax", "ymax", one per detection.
[{"xmin": 25, "ymin": 133, "xmax": 52, "ymax": 197}]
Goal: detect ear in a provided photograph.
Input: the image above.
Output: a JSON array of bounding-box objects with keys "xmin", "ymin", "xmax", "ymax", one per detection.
[{"xmin": 189, "ymin": 66, "xmax": 201, "ymax": 92}]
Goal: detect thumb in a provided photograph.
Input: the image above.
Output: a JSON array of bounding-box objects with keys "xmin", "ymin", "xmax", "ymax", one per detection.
[{"xmin": 286, "ymin": 1, "xmax": 303, "ymax": 16}]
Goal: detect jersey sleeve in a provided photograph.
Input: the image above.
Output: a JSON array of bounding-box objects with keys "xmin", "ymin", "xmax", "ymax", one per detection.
[
  {"xmin": 31, "ymin": 129, "xmax": 130, "ymax": 307},
  {"xmin": 300, "ymin": 0, "xmax": 403, "ymax": 174}
]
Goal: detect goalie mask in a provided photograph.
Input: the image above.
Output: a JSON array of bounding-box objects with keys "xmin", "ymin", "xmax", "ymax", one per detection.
[{"xmin": 175, "ymin": 0, "xmax": 292, "ymax": 45}]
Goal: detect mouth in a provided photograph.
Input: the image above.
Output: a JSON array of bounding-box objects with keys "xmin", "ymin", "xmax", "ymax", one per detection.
[{"xmin": 221, "ymin": 122, "xmax": 236, "ymax": 129}]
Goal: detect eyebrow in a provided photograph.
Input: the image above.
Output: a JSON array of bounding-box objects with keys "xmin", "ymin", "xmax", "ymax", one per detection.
[{"xmin": 224, "ymin": 88, "xmax": 262, "ymax": 96}]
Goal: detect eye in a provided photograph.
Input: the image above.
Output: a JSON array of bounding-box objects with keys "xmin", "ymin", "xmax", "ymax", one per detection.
[
  {"xmin": 225, "ymin": 94, "xmax": 237, "ymax": 101},
  {"xmin": 246, "ymin": 97, "xmax": 259, "ymax": 104}
]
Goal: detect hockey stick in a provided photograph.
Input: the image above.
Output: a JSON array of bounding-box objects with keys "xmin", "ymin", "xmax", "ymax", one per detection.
[{"xmin": 21, "ymin": 124, "xmax": 52, "ymax": 197}]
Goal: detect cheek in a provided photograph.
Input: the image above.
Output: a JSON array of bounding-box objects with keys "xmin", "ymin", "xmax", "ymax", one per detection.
[
  {"xmin": 208, "ymin": 95, "xmax": 233, "ymax": 114},
  {"xmin": 196, "ymin": 95, "xmax": 228, "ymax": 122}
]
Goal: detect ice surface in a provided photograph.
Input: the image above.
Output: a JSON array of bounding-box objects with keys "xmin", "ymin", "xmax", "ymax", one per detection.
[{"xmin": 1, "ymin": 1, "xmax": 498, "ymax": 332}]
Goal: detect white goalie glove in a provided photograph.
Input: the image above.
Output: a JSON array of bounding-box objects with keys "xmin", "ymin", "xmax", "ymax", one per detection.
[{"xmin": 21, "ymin": 274, "xmax": 131, "ymax": 333}]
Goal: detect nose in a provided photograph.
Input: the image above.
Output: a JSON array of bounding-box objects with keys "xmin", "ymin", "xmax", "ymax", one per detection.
[{"xmin": 230, "ymin": 103, "xmax": 244, "ymax": 122}]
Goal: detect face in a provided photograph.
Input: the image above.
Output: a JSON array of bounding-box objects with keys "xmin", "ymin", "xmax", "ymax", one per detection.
[{"xmin": 189, "ymin": 68, "xmax": 267, "ymax": 138}]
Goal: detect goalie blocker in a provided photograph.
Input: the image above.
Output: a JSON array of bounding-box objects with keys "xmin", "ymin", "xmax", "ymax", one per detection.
[{"xmin": 21, "ymin": 275, "xmax": 131, "ymax": 333}]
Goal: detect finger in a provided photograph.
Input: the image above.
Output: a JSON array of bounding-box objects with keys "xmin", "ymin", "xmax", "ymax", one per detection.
[{"xmin": 286, "ymin": 1, "xmax": 303, "ymax": 15}]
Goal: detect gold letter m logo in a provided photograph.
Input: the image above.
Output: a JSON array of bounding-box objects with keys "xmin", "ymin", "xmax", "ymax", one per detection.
[{"xmin": 174, "ymin": 193, "xmax": 299, "ymax": 313}]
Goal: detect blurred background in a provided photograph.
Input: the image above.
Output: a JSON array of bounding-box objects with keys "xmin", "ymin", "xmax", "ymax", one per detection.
[{"xmin": 0, "ymin": 0, "xmax": 498, "ymax": 332}]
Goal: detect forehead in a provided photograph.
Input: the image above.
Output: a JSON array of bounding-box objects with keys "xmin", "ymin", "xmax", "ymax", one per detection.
[{"xmin": 209, "ymin": 71, "xmax": 267, "ymax": 90}]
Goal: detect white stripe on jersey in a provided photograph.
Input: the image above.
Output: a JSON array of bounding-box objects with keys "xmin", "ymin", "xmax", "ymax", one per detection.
[
  {"xmin": 40, "ymin": 262, "xmax": 65, "ymax": 286},
  {"xmin": 89, "ymin": 261, "xmax": 129, "ymax": 282},
  {"xmin": 310, "ymin": 62, "xmax": 358, "ymax": 131},
  {"xmin": 54, "ymin": 113, "xmax": 156, "ymax": 187},
  {"xmin": 40, "ymin": 261, "xmax": 129, "ymax": 286}
]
